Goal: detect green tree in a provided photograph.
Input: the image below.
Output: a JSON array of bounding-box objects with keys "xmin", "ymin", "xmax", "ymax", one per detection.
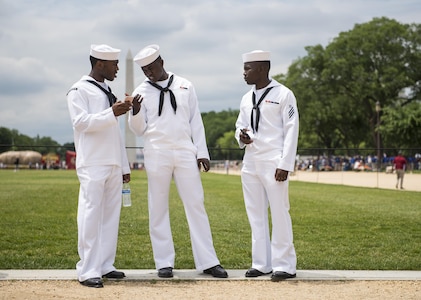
[
  {"xmin": 202, "ymin": 110, "xmax": 239, "ymax": 146},
  {"xmin": 33, "ymin": 135, "xmax": 60, "ymax": 155},
  {"xmin": 380, "ymin": 100, "xmax": 421, "ymax": 150},
  {"xmin": 215, "ymin": 131, "xmax": 243, "ymax": 160},
  {"xmin": 0, "ymin": 127, "xmax": 13, "ymax": 153},
  {"xmin": 281, "ymin": 17, "xmax": 421, "ymax": 151},
  {"xmin": 0, "ymin": 127, "xmax": 63, "ymax": 155},
  {"xmin": 11, "ymin": 129, "xmax": 33, "ymax": 150}
]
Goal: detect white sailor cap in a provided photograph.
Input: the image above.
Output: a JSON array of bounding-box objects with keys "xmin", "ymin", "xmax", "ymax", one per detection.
[
  {"xmin": 134, "ymin": 44, "xmax": 160, "ymax": 67},
  {"xmin": 90, "ymin": 44, "xmax": 121, "ymax": 61},
  {"xmin": 242, "ymin": 50, "xmax": 271, "ymax": 63}
]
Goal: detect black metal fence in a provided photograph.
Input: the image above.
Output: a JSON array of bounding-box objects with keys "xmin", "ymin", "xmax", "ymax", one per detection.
[
  {"xmin": 1, "ymin": 145, "xmax": 420, "ymax": 172},
  {"xmin": 209, "ymin": 147, "xmax": 421, "ymax": 173}
]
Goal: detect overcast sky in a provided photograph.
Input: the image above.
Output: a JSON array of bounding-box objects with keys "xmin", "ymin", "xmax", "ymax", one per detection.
[{"xmin": 1, "ymin": 0, "xmax": 420, "ymax": 145}]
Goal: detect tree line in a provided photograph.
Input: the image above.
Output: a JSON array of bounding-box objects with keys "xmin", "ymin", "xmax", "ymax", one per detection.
[
  {"xmin": 0, "ymin": 127, "xmax": 74, "ymax": 162},
  {"xmin": 279, "ymin": 17, "xmax": 420, "ymax": 153},
  {"xmin": 1, "ymin": 17, "xmax": 420, "ymax": 161}
]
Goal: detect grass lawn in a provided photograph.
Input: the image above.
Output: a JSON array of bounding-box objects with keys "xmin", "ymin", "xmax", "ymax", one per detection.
[{"xmin": 0, "ymin": 169, "xmax": 419, "ymax": 270}]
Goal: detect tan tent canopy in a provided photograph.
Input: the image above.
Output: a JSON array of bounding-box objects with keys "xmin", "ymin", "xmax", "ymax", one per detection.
[{"xmin": 0, "ymin": 151, "xmax": 42, "ymax": 165}]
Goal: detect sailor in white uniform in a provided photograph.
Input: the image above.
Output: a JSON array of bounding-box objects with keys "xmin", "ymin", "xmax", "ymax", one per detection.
[
  {"xmin": 235, "ymin": 50, "xmax": 299, "ymax": 281},
  {"xmin": 128, "ymin": 44, "xmax": 228, "ymax": 279},
  {"xmin": 67, "ymin": 44, "xmax": 134, "ymax": 288}
]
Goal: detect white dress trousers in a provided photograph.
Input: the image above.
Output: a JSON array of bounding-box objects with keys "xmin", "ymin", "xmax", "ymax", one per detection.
[
  {"xmin": 241, "ymin": 158, "xmax": 297, "ymax": 275},
  {"xmin": 76, "ymin": 165, "xmax": 122, "ymax": 281},
  {"xmin": 144, "ymin": 148, "xmax": 220, "ymax": 271}
]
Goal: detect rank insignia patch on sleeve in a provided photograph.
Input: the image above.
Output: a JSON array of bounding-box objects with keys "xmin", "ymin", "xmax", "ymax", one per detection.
[{"xmin": 288, "ymin": 105, "xmax": 294, "ymax": 119}]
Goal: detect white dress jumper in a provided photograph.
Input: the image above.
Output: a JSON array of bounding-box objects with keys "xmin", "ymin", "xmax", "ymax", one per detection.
[
  {"xmin": 235, "ymin": 79, "xmax": 299, "ymax": 275},
  {"xmin": 129, "ymin": 73, "xmax": 220, "ymax": 271},
  {"xmin": 67, "ymin": 76, "xmax": 130, "ymax": 281}
]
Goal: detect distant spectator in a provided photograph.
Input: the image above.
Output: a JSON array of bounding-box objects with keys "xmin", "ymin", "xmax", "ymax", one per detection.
[
  {"xmin": 14, "ymin": 158, "xmax": 19, "ymax": 172},
  {"xmin": 393, "ymin": 151, "xmax": 407, "ymax": 189}
]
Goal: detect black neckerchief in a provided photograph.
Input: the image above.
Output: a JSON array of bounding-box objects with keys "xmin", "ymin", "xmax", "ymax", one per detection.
[
  {"xmin": 147, "ymin": 75, "xmax": 177, "ymax": 116},
  {"xmin": 251, "ymin": 86, "xmax": 274, "ymax": 133},
  {"xmin": 86, "ymin": 80, "xmax": 117, "ymax": 107}
]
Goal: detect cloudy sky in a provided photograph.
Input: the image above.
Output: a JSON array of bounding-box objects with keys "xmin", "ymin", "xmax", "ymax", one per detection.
[{"xmin": 1, "ymin": 0, "xmax": 420, "ymax": 145}]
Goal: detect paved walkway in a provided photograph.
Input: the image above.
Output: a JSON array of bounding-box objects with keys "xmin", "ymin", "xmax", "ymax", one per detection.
[
  {"xmin": 1, "ymin": 269, "xmax": 420, "ymax": 281},
  {"xmin": 212, "ymin": 169, "xmax": 421, "ymax": 192}
]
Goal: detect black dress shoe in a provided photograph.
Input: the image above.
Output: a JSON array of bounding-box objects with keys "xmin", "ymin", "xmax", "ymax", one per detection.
[
  {"xmin": 102, "ymin": 270, "xmax": 126, "ymax": 279},
  {"xmin": 158, "ymin": 267, "xmax": 173, "ymax": 278},
  {"xmin": 245, "ymin": 268, "xmax": 272, "ymax": 277},
  {"xmin": 271, "ymin": 271, "xmax": 296, "ymax": 281},
  {"xmin": 79, "ymin": 277, "xmax": 103, "ymax": 288},
  {"xmin": 203, "ymin": 265, "xmax": 228, "ymax": 278}
]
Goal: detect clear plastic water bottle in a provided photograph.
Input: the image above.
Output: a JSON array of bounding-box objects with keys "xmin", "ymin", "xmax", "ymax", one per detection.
[{"xmin": 122, "ymin": 183, "xmax": 131, "ymax": 207}]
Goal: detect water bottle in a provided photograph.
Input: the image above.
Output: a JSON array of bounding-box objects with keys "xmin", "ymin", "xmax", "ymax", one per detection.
[{"xmin": 122, "ymin": 183, "xmax": 131, "ymax": 207}]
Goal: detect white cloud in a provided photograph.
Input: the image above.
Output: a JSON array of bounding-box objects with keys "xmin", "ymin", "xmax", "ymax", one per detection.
[
  {"xmin": 0, "ymin": 0, "xmax": 420, "ymax": 144},
  {"xmin": 0, "ymin": 57, "xmax": 63, "ymax": 95}
]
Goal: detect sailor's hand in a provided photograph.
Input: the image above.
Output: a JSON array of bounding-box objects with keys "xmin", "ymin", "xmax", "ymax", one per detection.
[
  {"xmin": 240, "ymin": 128, "xmax": 253, "ymax": 144},
  {"xmin": 131, "ymin": 94, "xmax": 143, "ymax": 115},
  {"xmin": 198, "ymin": 158, "xmax": 210, "ymax": 172},
  {"xmin": 275, "ymin": 169, "xmax": 289, "ymax": 182},
  {"xmin": 112, "ymin": 100, "xmax": 132, "ymax": 116}
]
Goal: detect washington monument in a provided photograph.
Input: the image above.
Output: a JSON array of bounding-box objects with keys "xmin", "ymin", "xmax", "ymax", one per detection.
[{"xmin": 125, "ymin": 50, "xmax": 137, "ymax": 167}]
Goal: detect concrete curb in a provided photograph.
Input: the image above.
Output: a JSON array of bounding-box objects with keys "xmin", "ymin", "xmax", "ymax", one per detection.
[{"xmin": 1, "ymin": 270, "xmax": 420, "ymax": 281}]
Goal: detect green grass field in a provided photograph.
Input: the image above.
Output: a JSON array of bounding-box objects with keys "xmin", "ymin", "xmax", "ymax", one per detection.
[{"xmin": 0, "ymin": 169, "xmax": 419, "ymax": 270}]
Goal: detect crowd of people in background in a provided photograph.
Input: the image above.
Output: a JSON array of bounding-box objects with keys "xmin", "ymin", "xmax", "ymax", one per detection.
[
  {"xmin": 3, "ymin": 152, "xmax": 421, "ymax": 173},
  {"xmin": 296, "ymin": 153, "xmax": 421, "ymax": 172}
]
